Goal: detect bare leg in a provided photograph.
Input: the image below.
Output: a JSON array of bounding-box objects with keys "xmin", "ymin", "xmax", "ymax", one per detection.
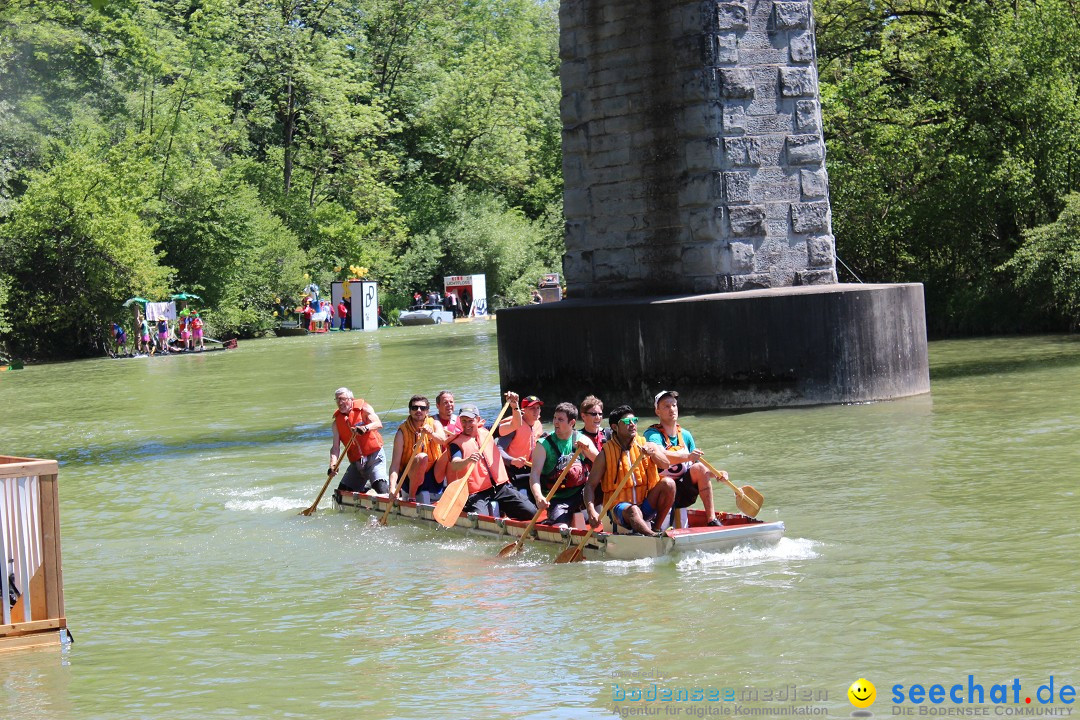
[
  {"xmin": 620, "ymin": 505, "xmax": 656, "ymax": 535},
  {"xmin": 645, "ymin": 478, "xmax": 676, "ymax": 533},
  {"xmin": 691, "ymin": 463, "xmax": 716, "ymax": 518}
]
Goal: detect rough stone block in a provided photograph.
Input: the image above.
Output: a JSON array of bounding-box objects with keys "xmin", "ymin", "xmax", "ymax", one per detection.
[
  {"xmin": 564, "ymin": 188, "xmax": 590, "ymax": 219},
  {"xmin": 790, "ymin": 32, "xmax": 814, "ymax": 63},
  {"xmin": 729, "ymin": 205, "xmax": 767, "ymax": 236},
  {"xmin": 779, "ymin": 67, "xmax": 817, "ymax": 97},
  {"xmin": 724, "ymin": 171, "xmax": 753, "ymax": 203},
  {"xmin": 771, "ymin": 2, "xmax": 809, "ymax": 30},
  {"xmin": 718, "ymin": 68, "xmax": 756, "ymax": 99},
  {"xmin": 714, "ymin": 33, "xmax": 740, "ymax": 64},
  {"xmin": 561, "ymin": 92, "xmax": 591, "ymax": 126},
  {"xmin": 724, "ymin": 136, "xmax": 761, "ymax": 167},
  {"xmin": 745, "ymin": 113, "xmax": 794, "ymax": 135},
  {"xmin": 678, "ymin": 172, "xmax": 724, "ymax": 207},
  {"xmin": 723, "ymin": 104, "xmax": 747, "ymax": 134},
  {"xmin": 678, "ymin": 103, "xmax": 723, "ymax": 138},
  {"xmin": 800, "ymin": 168, "xmax": 828, "ymax": 198},
  {"xmin": 790, "ymin": 201, "xmax": 830, "ymax": 233},
  {"xmin": 687, "ymin": 206, "xmax": 724, "ymax": 242},
  {"xmin": 728, "ymin": 241, "xmax": 757, "ymax": 273},
  {"xmin": 681, "ymin": 244, "xmax": 719, "ymax": 274},
  {"xmin": 685, "ymin": 138, "xmax": 723, "ymax": 171},
  {"xmin": 594, "ymin": 248, "xmax": 641, "ymax": 282},
  {"xmin": 592, "ymin": 147, "xmax": 632, "ymax": 168},
  {"xmin": 716, "ymin": 3, "xmax": 749, "ymax": 31},
  {"xmin": 562, "ymin": 250, "xmax": 592, "ymax": 283},
  {"xmin": 795, "ymin": 100, "xmax": 820, "ymax": 132},
  {"xmin": 807, "ymin": 236, "xmax": 835, "ymax": 267},
  {"xmin": 786, "ymin": 134, "xmax": 824, "ymax": 165},
  {"xmin": 731, "ymin": 272, "xmax": 773, "ymax": 290},
  {"xmin": 738, "ymin": 47, "xmax": 790, "ymax": 65},
  {"xmin": 679, "ymin": 69, "xmax": 713, "ymax": 102},
  {"xmin": 794, "ymin": 268, "xmax": 838, "ymax": 285}
]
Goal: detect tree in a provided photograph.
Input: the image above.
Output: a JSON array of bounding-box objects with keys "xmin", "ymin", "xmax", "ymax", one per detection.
[{"xmin": 0, "ymin": 139, "xmax": 172, "ymax": 357}]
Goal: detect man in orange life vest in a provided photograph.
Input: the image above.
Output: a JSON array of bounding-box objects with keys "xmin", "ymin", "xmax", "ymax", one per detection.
[
  {"xmin": 498, "ymin": 392, "xmax": 546, "ymax": 492},
  {"xmin": 328, "ymin": 387, "xmax": 389, "ymax": 497},
  {"xmin": 582, "ymin": 405, "xmax": 674, "ymax": 536},
  {"xmin": 387, "ymin": 394, "xmax": 447, "ymax": 502},
  {"xmin": 446, "ymin": 403, "xmax": 538, "ymax": 520}
]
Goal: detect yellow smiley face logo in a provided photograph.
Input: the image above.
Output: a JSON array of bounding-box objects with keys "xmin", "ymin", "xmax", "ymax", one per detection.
[{"xmin": 848, "ymin": 678, "xmax": 876, "ymax": 708}]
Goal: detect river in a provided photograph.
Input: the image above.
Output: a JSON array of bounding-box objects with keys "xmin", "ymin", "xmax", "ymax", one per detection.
[{"xmin": 1, "ymin": 323, "xmax": 1078, "ymax": 719}]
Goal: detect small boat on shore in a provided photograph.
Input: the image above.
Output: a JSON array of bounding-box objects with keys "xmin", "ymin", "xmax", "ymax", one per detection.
[
  {"xmin": 273, "ymin": 322, "xmax": 310, "ymax": 337},
  {"xmin": 333, "ymin": 490, "xmax": 784, "ymax": 561},
  {"xmin": 399, "ymin": 304, "xmax": 454, "ymax": 326}
]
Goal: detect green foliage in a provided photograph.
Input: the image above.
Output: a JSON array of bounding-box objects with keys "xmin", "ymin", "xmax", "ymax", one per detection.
[
  {"xmin": 0, "ymin": 139, "xmax": 172, "ymax": 357},
  {"xmin": 1000, "ymin": 193, "xmax": 1080, "ymax": 330},
  {"xmin": 155, "ymin": 172, "xmax": 307, "ymax": 337},
  {"xmin": 818, "ymin": 0, "xmax": 1080, "ymax": 333},
  {"xmin": 432, "ymin": 187, "xmax": 560, "ymax": 306}
]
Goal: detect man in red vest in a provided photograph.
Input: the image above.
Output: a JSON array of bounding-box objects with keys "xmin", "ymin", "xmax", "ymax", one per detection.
[
  {"xmin": 329, "ymin": 387, "xmax": 388, "ymax": 497},
  {"xmin": 444, "ymin": 403, "xmax": 538, "ymax": 520}
]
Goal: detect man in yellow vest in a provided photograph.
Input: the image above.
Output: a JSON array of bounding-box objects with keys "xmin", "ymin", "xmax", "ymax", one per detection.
[{"xmin": 582, "ymin": 405, "xmax": 674, "ymax": 536}]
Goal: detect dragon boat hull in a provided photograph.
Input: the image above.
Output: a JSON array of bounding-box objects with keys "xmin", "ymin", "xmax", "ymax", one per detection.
[{"xmin": 333, "ymin": 491, "xmax": 784, "ymax": 561}]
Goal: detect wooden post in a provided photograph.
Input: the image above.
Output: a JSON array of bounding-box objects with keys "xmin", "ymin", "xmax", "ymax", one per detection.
[{"xmin": 0, "ymin": 456, "xmax": 66, "ymax": 652}]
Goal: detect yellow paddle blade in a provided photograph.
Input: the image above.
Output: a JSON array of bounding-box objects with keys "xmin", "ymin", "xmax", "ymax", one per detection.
[
  {"xmin": 433, "ymin": 476, "xmax": 469, "ymax": 527},
  {"xmin": 554, "ymin": 544, "xmax": 585, "ymax": 563}
]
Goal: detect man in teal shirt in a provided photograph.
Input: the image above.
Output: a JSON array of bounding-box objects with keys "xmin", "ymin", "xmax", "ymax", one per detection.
[{"xmin": 643, "ymin": 390, "xmax": 724, "ymax": 527}]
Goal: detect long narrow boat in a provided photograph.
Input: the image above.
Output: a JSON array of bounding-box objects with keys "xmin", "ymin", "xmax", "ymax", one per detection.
[{"xmin": 333, "ymin": 490, "xmax": 785, "ymax": 561}]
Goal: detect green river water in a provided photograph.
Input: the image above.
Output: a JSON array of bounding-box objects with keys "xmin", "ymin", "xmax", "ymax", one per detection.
[{"xmin": 1, "ymin": 322, "xmax": 1078, "ymax": 720}]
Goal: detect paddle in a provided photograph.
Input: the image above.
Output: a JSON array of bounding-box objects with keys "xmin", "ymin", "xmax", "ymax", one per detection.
[
  {"xmin": 497, "ymin": 446, "xmax": 585, "ymax": 558},
  {"xmin": 299, "ymin": 433, "xmax": 357, "ymax": 516},
  {"xmin": 433, "ymin": 399, "xmax": 512, "ymax": 528},
  {"xmin": 700, "ymin": 458, "xmax": 763, "ymax": 517},
  {"xmin": 378, "ymin": 434, "xmax": 424, "ymax": 526},
  {"xmin": 554, "ymin": 450, "xmax": 648, "ymax": 564}
]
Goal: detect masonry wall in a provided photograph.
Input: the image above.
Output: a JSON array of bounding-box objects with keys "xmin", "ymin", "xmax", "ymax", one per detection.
[{"xmin": 560, "ymin": 0, "xmax": 838, "ymax": 297}]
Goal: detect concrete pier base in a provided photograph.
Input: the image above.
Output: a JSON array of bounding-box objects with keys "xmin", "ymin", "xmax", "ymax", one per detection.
[{"xmin": 496, "ymin": 283, "xmax": 930, "ymax": 410}]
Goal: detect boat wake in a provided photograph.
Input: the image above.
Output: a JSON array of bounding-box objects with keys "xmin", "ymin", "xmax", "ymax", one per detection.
[
  {"xmin": 226, "ymin": 495, "xmax": 305, "ymax": 512},
  {"xmin": 675, "ymin": 537, "xmax": 819, "ymax": 569}
]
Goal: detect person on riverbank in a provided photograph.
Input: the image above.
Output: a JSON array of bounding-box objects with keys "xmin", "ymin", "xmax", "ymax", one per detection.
[
  {"xmin": 388, "ymin": 395, "xmax": 446, "ymax": 502},
  {"xmin": 112, "ymin": 323, "xmax": 127, "ymax": 356},
  {"xmin": 443, "ymin": 402, "xmax": 538, "ymax": 520},
  {"xmin": 157, "ymin": 318, "xmax": 170, "ymax": 354},
  {"xmin": 583, "ymin": 405, "xmax": 673, "ymax": 536},
  {"xmin": 528, "ymin": 402, "xmax": 597, "ymax": 527},
  {"xmin": 136, "ymin": 311, "xmax": 150, "ymax": 354},
  {"xmin": 329, "ymin": 387, "xmax": 388, "ymax": 498},
  {"xmin": 644, "ymin": 390, "xmax": 723, "ymax": 527},
  {"xmin": 190, "ymin": 311, "xmax": 205, "ymax": 351},
  {"xmin": 498, "ymin": 393, "xmax": 546, "ymax": 492},
  {"xmin": 337, "ymin": 299, "xmax": 349, "ymax": 330}
]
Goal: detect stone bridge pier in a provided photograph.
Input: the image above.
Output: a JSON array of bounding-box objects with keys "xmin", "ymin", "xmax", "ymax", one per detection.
[{"xmin": 497, "ymin": 0, "xmax": 930, "ymax": 410}]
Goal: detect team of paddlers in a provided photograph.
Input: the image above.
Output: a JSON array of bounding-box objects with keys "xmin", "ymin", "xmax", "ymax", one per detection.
[{"xmin": 327, "ymin": 387, "xmax": 732, "ymax": 536}]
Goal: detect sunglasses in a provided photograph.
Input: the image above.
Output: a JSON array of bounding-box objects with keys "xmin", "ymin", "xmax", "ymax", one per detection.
[
  {"xmin": 618, "ymin": 416, "xmax": 639, "ymax": 425},
  {"xmin": 410, "ymin": 405, "xmax": 429, "ymax": 411},
  {"xmin": 584, "ymin": 411, "xmax": 603, "ymax": 416}
]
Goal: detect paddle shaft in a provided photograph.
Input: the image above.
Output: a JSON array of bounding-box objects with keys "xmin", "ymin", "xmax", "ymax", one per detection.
[
  {"xmin": 700, "ymin": 458, "xmax": 761, "ymax": 515},
  {"xmin": 433, "ymin": 399, "xmax": 513, "ymax": 527},
  {"xmin": 300, "ymin": 432, "xmax": 357, "ymax": 516},
  {"xmin": 700, "ymin": 459, "xmax": 751, "ymax": 502},
  {"xmin": 557, "ymin": 449, "xmax": 648, "ymax": 563},
  {"xmin": 379, "ymin": 434, "xmax": 424, "ymax": 525},
  {"xmin": 500, "ymin": 446, "xmax": 585, "ymax": 556}
]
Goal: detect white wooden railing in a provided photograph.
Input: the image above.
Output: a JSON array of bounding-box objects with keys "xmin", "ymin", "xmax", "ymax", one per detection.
[{"xmin": 0, "ymin": 455, "xmax": 67, "ymax": 651}]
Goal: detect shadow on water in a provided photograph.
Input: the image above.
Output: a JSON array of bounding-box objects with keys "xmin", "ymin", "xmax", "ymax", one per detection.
[{"xmin": 930, "ymin": 335, "xmax": 1080, "ymax": 380}]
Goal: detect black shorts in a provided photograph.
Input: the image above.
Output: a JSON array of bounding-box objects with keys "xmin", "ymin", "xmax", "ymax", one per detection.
[{"xmin": 672, "ymin": 469, "xmax": 699, "ymax": 509}]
